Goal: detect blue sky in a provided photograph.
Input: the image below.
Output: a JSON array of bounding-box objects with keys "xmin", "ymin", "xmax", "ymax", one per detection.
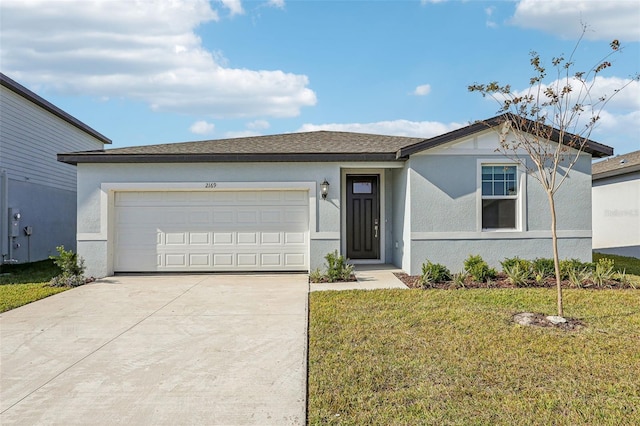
[{"xmin": 1, "ymin": 0, "xmax": 639, "ymax": 154}]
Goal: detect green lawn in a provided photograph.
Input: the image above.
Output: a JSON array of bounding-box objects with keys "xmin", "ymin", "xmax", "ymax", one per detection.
[
  {"xmin": 308, "ymin": 288, "xmax": 640, "ymax": 425},
  {"xmin": 0, "ymin": 260, "xmax": 66, "ymax": 313}
]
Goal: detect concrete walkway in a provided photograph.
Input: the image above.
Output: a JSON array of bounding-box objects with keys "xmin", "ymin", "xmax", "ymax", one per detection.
[
  {"xmin": 0, "ymin": 274, "xmax": 309, "ymax": 425},
  {"xmin": 310, "ymin": 264, "xmax": 409, "ymax": 292}
]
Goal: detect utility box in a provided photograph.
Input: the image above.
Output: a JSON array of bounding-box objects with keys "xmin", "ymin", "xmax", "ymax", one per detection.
[{"xmin": 8, "ymin": 208, "xmax": 21, "ymax": 238}]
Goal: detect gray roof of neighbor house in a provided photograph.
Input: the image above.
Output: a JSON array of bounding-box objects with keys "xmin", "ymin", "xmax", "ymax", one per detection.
[
  {"xmin": 57, "ymin": 113, "xmax": 613, "ymax": 165},
  {"xmin": 0, "ymin": 72, "xmax": 112, "ymax": 145},
  {"xmin": 592, "ymin": 150, "xmax": 640, "ymax": 180}
]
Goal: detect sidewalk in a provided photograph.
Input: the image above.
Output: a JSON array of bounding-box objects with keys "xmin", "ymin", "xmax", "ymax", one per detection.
[{"xmin": 310, "ymin": 264, "xmax": 409, "ymax": 292}]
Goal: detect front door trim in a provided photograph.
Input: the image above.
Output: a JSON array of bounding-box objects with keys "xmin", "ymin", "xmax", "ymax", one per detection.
[{"xmin": 341, "ymin": 168, "xmax": 385, "ymax": 264}]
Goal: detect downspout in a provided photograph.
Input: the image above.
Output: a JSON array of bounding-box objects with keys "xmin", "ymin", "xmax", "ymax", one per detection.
[{"xmin": 1, "ymin": 169, "xmax": 8, "ymax": 263}]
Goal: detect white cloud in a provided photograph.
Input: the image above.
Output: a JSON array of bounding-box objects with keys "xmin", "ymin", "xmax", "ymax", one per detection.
[
  {"xmin": 190, "ymin": 120, "xmax": 216, "ymax": 135},
  {"xmin": 219, "ymin": 0, "xmax": 244, "ymax": 16},
  {"xmin": 298, "ymin": 120, "xmax": 465, "ymax": 138},
  {"xmin": 0, "ymin": 0, "xmax": 316, "ymax": 118},
  {"xmin": 510, "ymin": 0, "xmax": 640, "ymax": 41},
  {"xmin": 247, "ymin": 119, "xmax": 271, "ymax": 130},
  {"xmin": 485, "ymin": 6, "xmax": 497, "ymax": 28},
  {"xmin": 267, "ymin": 0, "xmax": 285, "ymax": 8},
  {"xmin": 413, "ymin": 84, "xmax": 432, "ymax": 96}
]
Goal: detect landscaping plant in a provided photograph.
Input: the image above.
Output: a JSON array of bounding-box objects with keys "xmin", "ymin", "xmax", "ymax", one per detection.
[
  {"xmin": 309, "ymin": 251, "xmax": 354, "ymax": 283},
  {"xmin": 418, "ymin": 261, "xmax": 451, "ymax": 288},
  {"xmin": 49, "ymin": 246, "xmax": 87, "ymax": 287},
  {"xmin": 463, "ymin": 254, "xmax": 496, "ymax": 283}
]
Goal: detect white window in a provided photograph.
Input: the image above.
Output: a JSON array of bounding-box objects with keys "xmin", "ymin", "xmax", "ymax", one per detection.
[{"xmin": 481, "ymin": 164, "xmax": 518, "ymax": 229}]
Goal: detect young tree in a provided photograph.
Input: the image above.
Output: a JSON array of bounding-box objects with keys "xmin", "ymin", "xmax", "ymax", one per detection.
[{"xmin": 468, "ymin": 25, "xmax": 638, "ymax": 317}]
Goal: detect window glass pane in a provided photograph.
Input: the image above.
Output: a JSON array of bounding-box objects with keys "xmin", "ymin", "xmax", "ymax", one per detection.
[
  {"xmin": 482, "ymin": 199, "xmax": 516, "ymax": 229},
  {"xmin": 353, "ymin": 182, "xmax": 372, "ymax": 194},
  {"xmin": 493, "ymin": 182, "xmax": 505, "ymax": 196},
  {"xmin": 482, "ymin": 182, "xmax": 493, "ymax": 195}
]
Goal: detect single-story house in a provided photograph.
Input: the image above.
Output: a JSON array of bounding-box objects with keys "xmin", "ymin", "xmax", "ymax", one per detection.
[
  {"xmin": 58, "ymin": 115, "xmax": 612, "ymax": 278},
  {"xmin": 1, "ymin": 73, "xmax": 111, "ymax": 264},
  {"xmin": 592, "ymin": 150, "xmax": 640, "ymax": 258}
]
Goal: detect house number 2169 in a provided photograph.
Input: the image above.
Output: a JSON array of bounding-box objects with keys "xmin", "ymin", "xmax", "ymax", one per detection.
[{"xmin": 205, "ymin": 182, "xmax": 217, "ymax": 188}]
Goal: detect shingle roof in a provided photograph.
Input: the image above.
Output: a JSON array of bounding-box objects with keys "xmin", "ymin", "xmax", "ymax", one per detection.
[
  {"xmin": 57, "ymin": 131, "xmax": 426, "ymax": 164},
  {"xmin": 592, "ymin": 150, "xmax": 640, "ymax": 180},
  {"xmin": 0, "ymin": 73, "xmax": 112, "ymax": 145},
  {"xmin": 57, "ymin": 113, "xmax": 614, "ymax": 165}
]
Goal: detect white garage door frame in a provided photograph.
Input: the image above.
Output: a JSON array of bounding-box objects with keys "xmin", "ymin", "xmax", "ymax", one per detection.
[{"xmin": 83, "ymin": 181, "xmax": 318, "ymax": 275}]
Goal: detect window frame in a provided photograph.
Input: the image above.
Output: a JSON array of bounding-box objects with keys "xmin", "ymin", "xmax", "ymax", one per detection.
[{"xmin": 477, "ymin": 160, "xmax": 525, "ymax": 232}]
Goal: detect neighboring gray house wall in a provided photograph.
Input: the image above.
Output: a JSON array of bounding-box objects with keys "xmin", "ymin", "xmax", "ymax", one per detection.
[
  {"xmin": 592, "ymin": 151, "xmax": 640, "ymax": 258},
  {"xmin": 0, "ymin": 73, "xmax": 110, "ymax": 264}
]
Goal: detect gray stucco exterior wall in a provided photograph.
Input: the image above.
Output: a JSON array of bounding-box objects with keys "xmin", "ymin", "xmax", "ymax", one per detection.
[{"xmin": 405, "ymin": 152, "xmax": 594, "ymax": 274}]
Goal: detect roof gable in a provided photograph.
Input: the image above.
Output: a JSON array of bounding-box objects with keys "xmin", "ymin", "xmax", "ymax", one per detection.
[{"xmin": 397, "ymin": 114, "xmax": 613, "ymax": 159}]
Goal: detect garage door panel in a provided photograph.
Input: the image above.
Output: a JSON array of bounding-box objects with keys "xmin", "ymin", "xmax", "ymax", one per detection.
[
  {"xmin": 213, "ymin": 253, "xmax": 234, "ymax": 267},
  {"xmin": 285, "ymin": 253, "xmax": 306, "ymax": 266},
  {"xmin": 165, "ymin": 254, "xmax": 187, "ymax": 267},
  {"xmin": 213, "ymin": 210, "xmax": 234, "ymax": 224},
  {"xmin": 285, "ymin": 232, "xmax": 306, "ymax": 244},
  {"xmin": 189, "ymin": 233, "xmax": 210, "ymax": 245},
  {"xmin": 189, "ymin": 253, "xmax": 210, "ymax": 266},
  {"xmin": 165, "ymin": 233, "xmax": 187, "ymax": 245},
  {"xmin": 237, "ymin": 253, "xmax": 258, "ymax": 266},
  {"xmin": 213, "ymin": 232, "xmax": 234, "ymax": 245},
  {"xmin": 261, "ymin": 232, "xmax": 281, "ymax": 244},
  {"xmin": 237, "ymin": 233, "xmax": 258, "ymax": 244},
  {"xmin": 114, "ymin": 190, "xmax": 309, "ymax": 272}
]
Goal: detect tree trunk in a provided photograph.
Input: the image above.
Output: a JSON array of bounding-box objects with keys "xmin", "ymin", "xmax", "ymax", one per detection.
[{"xmin": 547, "ymin": 191, "xmax": 563, "ymax": 317}]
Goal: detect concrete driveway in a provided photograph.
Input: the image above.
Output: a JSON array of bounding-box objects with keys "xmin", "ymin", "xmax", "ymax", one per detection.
[{"xmin": 0, "ymin": 274, "xmax": 309, "ymax": 425}]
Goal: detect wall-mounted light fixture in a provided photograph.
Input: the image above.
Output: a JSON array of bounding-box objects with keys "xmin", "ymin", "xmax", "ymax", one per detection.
[{"xmin": 320, "ymin": 179, "xmax": 330, "ymax": 200}]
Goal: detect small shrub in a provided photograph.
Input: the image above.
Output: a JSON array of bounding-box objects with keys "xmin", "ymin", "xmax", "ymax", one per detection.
[
  {"xmin": 450, "ymin": 272, "xmax": 466, "ymax": 289},
  {"xmin": 567, "ymin": 267, "xmax": 592, "ymax": 288},
  {"xmin": 309, "ymin": 268, "xmax": 323, "ymax": 283},
  {"xmin": 463, "ymin": 255, "xmax": 496, "ymax": 283},
  {"xmin": 592, "ymin": 258, "xmax": 616, "ymax": 287},
  {"xmin": 617, "ymin": 270, "xmax": 637, "ymax": 289},
  {"xmin": 50, "ymin": 245, "xmax": 85, "ymax": 277},
  {"xmin": 418, "ymin": 261, "xmax": 451, "ymax": 288},
  {"xmin": 503, "ymin": 263, "xmax": 531, "ymax": 287},
  {"xmin": 324, "ymin": 250, "xmax": 354, "ymax": 283},
  {"xmin": 560, "ymin": 258, "xmax": 594, "ymax": 279},
  {"xmin": 532, "ymin": 258, "xmax": 555, "ymax": 278},
  {"xmin": 49, "ymin": 246, "xmax": 86, "ymax": 288}
]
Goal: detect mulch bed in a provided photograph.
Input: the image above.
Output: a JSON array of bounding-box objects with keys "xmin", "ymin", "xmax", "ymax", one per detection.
[{"xmin": 394, "ymin": 272, "xmax": 633, "ymax": 290}]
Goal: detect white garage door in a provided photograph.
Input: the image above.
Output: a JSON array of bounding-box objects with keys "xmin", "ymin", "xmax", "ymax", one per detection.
[{"xmin": 113, "ymin": 190, "xmax": 309, "ymax": 272}]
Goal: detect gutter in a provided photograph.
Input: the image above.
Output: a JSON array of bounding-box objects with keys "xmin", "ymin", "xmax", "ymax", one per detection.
[{"xmin": 57, "ymin": 152, "xmax": 405, "ymax": 165}]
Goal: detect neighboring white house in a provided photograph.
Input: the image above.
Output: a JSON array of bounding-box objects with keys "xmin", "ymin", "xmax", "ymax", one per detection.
[
  {"xmin": 1, "ymin": 73, "xmax": 111, "ymax": 264},
  {"xmin": 592, "ymin": 150, "xmax": 640, "ymax": 258},
  {"xmin": 58, "ymin": 115, "xmax": 612, "ymax": 278}
]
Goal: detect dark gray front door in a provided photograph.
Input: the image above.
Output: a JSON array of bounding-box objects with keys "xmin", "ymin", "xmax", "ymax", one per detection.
[{"xmin": 346, "ymin": 175, "xmax": 380, "ymax": 259}]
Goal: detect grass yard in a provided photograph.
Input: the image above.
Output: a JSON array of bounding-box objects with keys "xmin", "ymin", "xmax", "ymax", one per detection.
[
  {"xmin": 0, "ymin": 260, "xmax": 65, "ymax": 313},
  {"xmin": 308, "ymin": 288, "xmax": 640, "ymax": 425}
]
